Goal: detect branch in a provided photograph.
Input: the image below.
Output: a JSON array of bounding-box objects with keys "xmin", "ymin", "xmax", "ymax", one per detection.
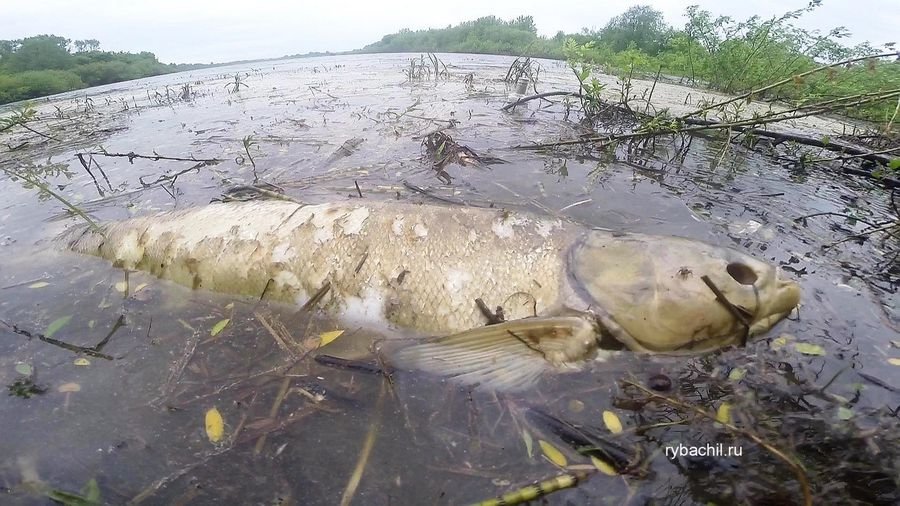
[
  {"xmin": 501, "ymin": 91, "xmax": 586, "ymax": 111},
  {"xmin": 75, "ymin": 151, "xmax": 222, "ymax": 164},
  {"xmin": 1, "ymin": 320, "xmax": 114, "ymax": 360},
  {"xmin": 681, "ymin": 51, "xmax": 900, "ymax": 119}
]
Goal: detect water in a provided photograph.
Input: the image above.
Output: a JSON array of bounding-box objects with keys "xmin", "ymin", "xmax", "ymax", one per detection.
[{"xmin": 1, "ymin": 53, "xmax": 897, "ymax": 505}]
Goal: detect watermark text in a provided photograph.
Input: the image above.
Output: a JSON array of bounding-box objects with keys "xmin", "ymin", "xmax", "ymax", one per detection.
[{"xmin": 664, "ymin": 442, "xmax": 743, "ymax": 459}]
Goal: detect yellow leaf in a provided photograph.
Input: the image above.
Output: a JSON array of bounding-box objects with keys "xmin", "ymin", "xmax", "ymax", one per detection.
[
  {"xmin": 73, "ymin": 358, "xmax": 91, "ymax": 366},
  {"xmin": 728, "ymin": 368, "xmax": 747, "ymax": 381},
  {"xmin": 771, "ymin": 334, "xmax": 792, "ymax": 350},
  {"xmin": 318, "ymin": 330, "xmax": 345, "ymax": 347},
  {"xmin": 133, "ymin": 283, "xmax": 148, "ymax": 293},
  {"xmin": 210, "ymin": 319, "xmax": 230, "ymax": 337},
  {"xmin": 205, "ymin": 407, "xmax": 225, "ymax": 443},
  {"xmin": 716, "ymin": 402, "xmax": 731, "ymax": 425},
  {"xmin": 794, "ymin": 342, "xmax": 826, "ymax": 356},
  {"xmin": 538, "ymin": 439, "xmax": 567, "ymax": 467},
  {"xmin": 568, "ymin": 399, "xmax": 585, "ymax": 413},
  {"xmin": 114, "ymin": 281, "xmax": 128, "ymax": 293},
  {"xmin": 590, "ymin": 456, "xmax": 618, "ymax": 476},
  {"xmin": 28, "ymin": 281, "xmax": 49, "ymax": 289},
  {"xmin": 602, "ymin": 410, "xmax": 623, "ymax": 434},
  {"xmin": 522, "ymin": 429, "xmax": 534, "ymax": 458},
  {"xmin": 888, "ymin": 358, "xmax": 900, "ymax": 366}
]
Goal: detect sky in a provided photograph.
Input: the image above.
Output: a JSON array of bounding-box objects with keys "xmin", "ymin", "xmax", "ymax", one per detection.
[{"xmin": 0, "ymin": 0, "xmax": 896, "ymax": 64}]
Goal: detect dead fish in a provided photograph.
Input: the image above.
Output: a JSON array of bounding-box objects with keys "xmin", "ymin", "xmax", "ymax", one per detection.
[{"xmin": 60, "ymin": 200, "xmax": 800, "ymax": 390}]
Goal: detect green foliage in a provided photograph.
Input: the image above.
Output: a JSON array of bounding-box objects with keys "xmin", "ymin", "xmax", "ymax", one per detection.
[
  {"xmin": 0, "ymin": 102, "xmax": 37, "ymax": 129},
  {"xmin": 563, "ymin": 40, "xmax": 607, "ymax": 118},
  {"xmin": 361, "ymin": 16, "xmax": 564, "ymax": 59},
  {"xmin": 600, "ymin": 5, "xmax": 671, "ymax": 55},
  {"xmin": 0, "ymin": 36, "xmax": 205, "ymax": 104},
  {"xmin": 359, "ymin": 4, "xmax": 897, "ymax": 122},
  {"xmin": 2, "ymin": 35, "xmax": 72, "ymax": 72},
  {"xmin": 560, "ymin": 3, "xmax": 899, "ymax": 123},
  {"xmin": 0, "ymin": 70, "xmax": 84, "ymax": 103}
]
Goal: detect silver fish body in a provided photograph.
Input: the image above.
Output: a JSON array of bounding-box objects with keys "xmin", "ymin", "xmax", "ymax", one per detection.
[
  {"xmin": 64, "ymin": 200, "xmax": 579, "ymax": 334},
  {"xmin": 62, "ymin": 200, "xmax": 800, "ymax": 389}
]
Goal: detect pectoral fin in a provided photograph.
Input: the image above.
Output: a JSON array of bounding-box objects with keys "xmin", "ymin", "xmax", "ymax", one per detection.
[{"xmin": 390, "ymin": 316, "xmax": 600, "ymax": 392}]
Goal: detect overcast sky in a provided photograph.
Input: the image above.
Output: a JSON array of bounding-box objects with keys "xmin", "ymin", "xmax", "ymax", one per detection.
[{"xmin": 1, "ymin": 0, "xmax": 895, "ymax": 63}]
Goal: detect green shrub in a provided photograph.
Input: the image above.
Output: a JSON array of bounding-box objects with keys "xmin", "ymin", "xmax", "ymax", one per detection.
[{"xmin": 0, "ymin": 70, "xmax": 84, "ymax": 103}]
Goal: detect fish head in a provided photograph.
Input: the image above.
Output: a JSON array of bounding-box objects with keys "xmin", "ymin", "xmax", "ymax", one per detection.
[{"xmin": 569, "ymin": 231, "xmax": 801, "ymax": 352}]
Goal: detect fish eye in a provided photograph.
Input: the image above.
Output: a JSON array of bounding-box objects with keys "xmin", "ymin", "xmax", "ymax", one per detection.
[{"xmin": 727, "ymin": 262, "xmax": 758, "ymax": 285}]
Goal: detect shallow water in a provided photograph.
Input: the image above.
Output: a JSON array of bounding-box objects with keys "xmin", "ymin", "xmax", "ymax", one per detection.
[{"xmin": 1, "ymin": 53, "xmax": 897, "ymax": 505}]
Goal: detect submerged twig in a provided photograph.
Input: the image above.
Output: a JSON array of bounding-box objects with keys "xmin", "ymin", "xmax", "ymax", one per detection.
[
  {"xmin": 1, "ymin": 319, "xmax": 113, "ymax": 360},
  {"xmin": 624, "ymin": 380, "xmax": 812, "ymax": 506},
  {"xmin": 501, "ymin": 91, "xmax": 586, "ymax": 112},
  {"xmin": 75, "ymin": 151, "xmax": 222, "ymax": 164},
  {"xmin": 700, "ymin": 275, "xmax": 751, "ymax": 345},
  {"xmin": 475, "ymin": 298, "xmax": 505, "ymax": 325},
  {"xmin": 255, "ymin": 311, "xmax": 301, "ymax": 360},
  {"xmin": 1, "ymin": 166, "xmax": 104, "ymax": 235},
  {"xmin": 339, "ymin": 378, "xmax": 386, "ymax": 506},
  {"xmin": 254, "ymin": 376, "xmax": 292, "ymax": 455}
]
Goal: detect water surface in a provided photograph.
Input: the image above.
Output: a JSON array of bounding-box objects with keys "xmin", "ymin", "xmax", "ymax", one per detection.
[{"xmin": 1, "ymin": 53, "xmax": 897, "ymax": 505}]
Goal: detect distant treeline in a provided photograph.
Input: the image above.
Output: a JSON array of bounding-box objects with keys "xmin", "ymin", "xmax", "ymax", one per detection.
[
  {"xmin": 360, "ymin": 15, "xmax": 565, "ymax": 58},
  {"xmin": 0, "ymin": 35, "xmax": 208, "ymax": 104},
  {"xmin": 361, "ymin": 6, "xmax": 899, "ymax": 122}
]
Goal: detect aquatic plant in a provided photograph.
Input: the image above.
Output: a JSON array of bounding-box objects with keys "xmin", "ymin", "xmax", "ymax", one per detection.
[
  {"xmin": 504, "ymin": 56, "xmax": 541, "ymax": 93},
  {"xmin": 562, "ymin": 40, "xmax": 607, "ymax": 120},
  {"xmin": 403, "ymin": 53, "xmax": 449, "ymax": 82},
  {"xmin": 0, "ymin": 161, "xmax": 102, "ymax": 233},
  {"xmin": 225, "ymin": 73, "xmax": 249, "ymax": 93}
]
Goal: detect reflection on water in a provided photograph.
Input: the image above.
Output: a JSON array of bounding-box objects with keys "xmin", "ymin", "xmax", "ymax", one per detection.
[{"xmin": 1, "ymin": 53, "xmax": 897, "ymax": 504}]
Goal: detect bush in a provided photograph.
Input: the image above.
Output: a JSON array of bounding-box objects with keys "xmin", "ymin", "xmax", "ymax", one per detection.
[{"xmin": 0, "ymin": 70, "xmax": 84, "ymax": 103}]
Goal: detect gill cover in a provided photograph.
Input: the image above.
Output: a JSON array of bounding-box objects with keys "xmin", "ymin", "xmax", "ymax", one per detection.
[{"xmin": 569, "ymin": 231, "xmax": 801, "ymax": 352}]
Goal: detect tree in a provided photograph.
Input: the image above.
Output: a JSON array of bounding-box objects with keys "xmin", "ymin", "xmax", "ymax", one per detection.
[
  {"xmin": 601, "ymin": 5, "xmax": 671, "ymax": 55},
  {"xmin": 2, "ymin": 35, "xmax": 73, "ymax": 72}
]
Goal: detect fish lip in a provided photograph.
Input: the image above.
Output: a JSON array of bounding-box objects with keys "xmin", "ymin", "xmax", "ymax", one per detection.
[{"xmin": 768, "ymin": 277, "xmax": 801, "ymax": 317}]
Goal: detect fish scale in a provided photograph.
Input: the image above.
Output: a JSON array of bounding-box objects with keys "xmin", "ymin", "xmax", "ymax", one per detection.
[
  {"xmin": 61, "ymin": 199, "xmax": 801, "ymax": 390},
  {"xmin": 64, "ymin": 200, "xmax": 573, "ymax": 335}
]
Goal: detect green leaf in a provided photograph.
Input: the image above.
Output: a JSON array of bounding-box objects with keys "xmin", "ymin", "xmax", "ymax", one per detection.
[
  {"xmin": 888, "ymin": 159, "xmax": 900, "ymax": 170},
  {"xmin": 210, "ymin": 318, "xmax": 230, "ymax": 337},
  {"xmin": 81, "ymin": 479, "xmax": 100, "ymax": 503},
  {"xmin": 15, "ymin": 362, "xmax": 33, "ymax": 376},
  {"xmin": 46, "ymin": 315, "xmax": 73, "ymax": 337},
  {"xmin": 837, "ymin": 407, "xmax": 854, "ymax": 421},
  {"xmin": 46, "ymin": 483, "xmax": 101, "ymax": 506}
]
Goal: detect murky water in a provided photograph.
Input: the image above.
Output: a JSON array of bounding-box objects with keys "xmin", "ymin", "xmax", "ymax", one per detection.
[{"xmin": 1, "ymin": 53, "xmax": 897, "ymax": 505}]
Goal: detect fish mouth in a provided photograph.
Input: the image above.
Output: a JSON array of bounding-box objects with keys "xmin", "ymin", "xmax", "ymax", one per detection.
[
  {"xmin": 749, "ymin": 277, "xmax": 801, "ymax": 334},
  {"xmin": 774, "ymin": 277, "xmax": 802, "ymax": 314}
]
